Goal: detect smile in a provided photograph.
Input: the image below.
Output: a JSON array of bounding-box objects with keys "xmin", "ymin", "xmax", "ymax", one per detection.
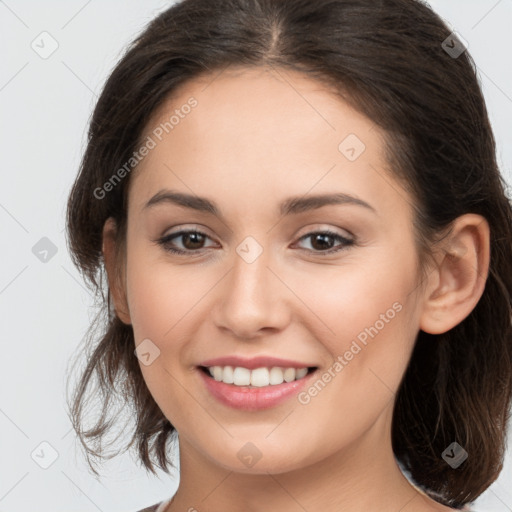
[
  {"xmin": 202, "ymin": 365, "xmax": 314, "ymax": 387},
  {"xmin": 197, "ymin": 365, "xmax": 318, "ymax": 410}
]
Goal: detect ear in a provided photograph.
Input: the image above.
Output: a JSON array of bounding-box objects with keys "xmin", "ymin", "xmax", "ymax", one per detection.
[
  {"xmin": 419, "ymin": 213, "xmax": 490, "ymax": 334},
  {"xmin": 102, "ymin": 217, "xmax": 131, "ymax": 325}
]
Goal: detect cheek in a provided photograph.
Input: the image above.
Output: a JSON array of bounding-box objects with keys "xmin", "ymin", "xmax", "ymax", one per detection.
[
  {"xmin": 125, "ymin": 245, "xmax": 207, "ymax": 343},
  {"xmin": 297, "ymin": 252, "xmax": 416, "ymax": 331},
  {"xmin": 287, "ymin": 268, "xmax": 419, "ymax": 455},
  {"xmin": 124, "ymin": 247, "xmax": 208, "ymax": 419},
  {"xmin": 291, "ymin": 251, "xmax": 420, "ymax": 390}
]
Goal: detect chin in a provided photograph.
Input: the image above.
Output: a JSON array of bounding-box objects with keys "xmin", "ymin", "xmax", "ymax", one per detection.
[{"xmin": 200, "ymin": 438, "xmax": 321, "ymax": 475}]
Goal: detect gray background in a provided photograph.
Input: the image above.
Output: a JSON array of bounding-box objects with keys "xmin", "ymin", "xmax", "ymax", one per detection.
[{"xmin": 0, "ymin": 1, "xmax": 511, "ymax": 511}]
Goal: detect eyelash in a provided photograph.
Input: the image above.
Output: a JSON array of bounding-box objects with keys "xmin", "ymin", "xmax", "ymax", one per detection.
[{"xmin": 154, "ymin": 229, "xmax": 355, "ymax": 256}]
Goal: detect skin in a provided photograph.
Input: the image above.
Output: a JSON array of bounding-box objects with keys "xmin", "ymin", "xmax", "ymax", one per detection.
[{"xmin": 102, "ymin": 65, "xmax": 490, "ymax": 512}]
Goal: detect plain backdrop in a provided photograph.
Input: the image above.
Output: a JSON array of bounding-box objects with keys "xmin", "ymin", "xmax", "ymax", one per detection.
[{"xmin": 1, "ymin": 1, "xmax": 511, "ymax": 511}]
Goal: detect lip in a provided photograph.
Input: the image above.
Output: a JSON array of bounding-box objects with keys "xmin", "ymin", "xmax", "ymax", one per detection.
[
  {"xmin": 199, "ymin": 355, "xmax": 316, "ymax": 370},
  {"xmin": 197, "ymin": 366, "xmax": 318, "ymax": 411}
]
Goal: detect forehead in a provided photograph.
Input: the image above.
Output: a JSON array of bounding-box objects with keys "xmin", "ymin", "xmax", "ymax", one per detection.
[
  {"xmin": 145, "ymin": 65, "xmax": 374, "ymax": 148},
  {"xmin": 129, "ymin": 66, "xmax": 408, "ymax": 222}
]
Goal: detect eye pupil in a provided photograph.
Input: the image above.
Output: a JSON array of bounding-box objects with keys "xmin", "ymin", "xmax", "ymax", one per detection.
[
  {"xmin": 311, "ymin": 233, "xmax": 334, "ymax": 250},
  {"xmin": 183, "ymin": 232, "xmax": 205, "ymax": 249}
]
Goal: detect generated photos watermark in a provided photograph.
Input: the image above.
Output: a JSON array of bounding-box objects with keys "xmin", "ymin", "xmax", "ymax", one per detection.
[{"xmin": 298, "ymin": 301, "xmax": 403, "ymax": 405}]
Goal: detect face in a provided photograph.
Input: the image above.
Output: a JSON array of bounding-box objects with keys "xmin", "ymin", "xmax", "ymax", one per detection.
[{"xmin": 117, "ymin": 66, "xmax": 427, "ymax": 474}]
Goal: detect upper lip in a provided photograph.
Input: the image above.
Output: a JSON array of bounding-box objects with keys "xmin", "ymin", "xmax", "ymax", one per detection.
[{"xmin": 199, "ymin": 356, "xmax": 317, "ymax": 370}]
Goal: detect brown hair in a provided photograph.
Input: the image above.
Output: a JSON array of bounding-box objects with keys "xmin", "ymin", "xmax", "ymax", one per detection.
[{"xmin": 65, "ymin": 0, "xmax": 512, "ymax": 508}]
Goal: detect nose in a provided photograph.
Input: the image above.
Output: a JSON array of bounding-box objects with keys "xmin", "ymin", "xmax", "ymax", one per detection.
[{"xmin": 212, "ymin": 246, "xmax": 290, "ymax": 340}]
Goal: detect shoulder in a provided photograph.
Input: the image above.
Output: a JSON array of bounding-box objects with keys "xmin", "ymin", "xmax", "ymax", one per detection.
[
  {"xmin": 136, "ymin": 498, "xmax": 172, "ymax": 512},
  {"xmin": 136, "ymin": 505, "xmax": 160, "ymax": 512}
]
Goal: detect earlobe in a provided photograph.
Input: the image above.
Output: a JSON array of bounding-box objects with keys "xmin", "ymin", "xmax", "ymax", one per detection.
[
  {"xmin": 102, "ymin": 217, "xmax": 132, "ymax": 325},
  {"xmin": 419, "ymin": 214, "xmax": 490, "ymax": 335}
]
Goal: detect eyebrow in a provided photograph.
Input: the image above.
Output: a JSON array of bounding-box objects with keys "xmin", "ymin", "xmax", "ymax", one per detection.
[{"xmin": 143, "ymin": 189, "xmax": 377, "ymax": 218}]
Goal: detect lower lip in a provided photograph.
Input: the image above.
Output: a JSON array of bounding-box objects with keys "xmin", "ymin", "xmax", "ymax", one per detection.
[{"xmin": 198, "ymin": 368, "xmax": 316, "ymax": 411}]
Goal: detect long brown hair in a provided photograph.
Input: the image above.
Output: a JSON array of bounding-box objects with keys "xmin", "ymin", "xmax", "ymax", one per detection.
[{"xmin": 65, "ymin": 0, "xmax": 512, "ymax": 508}]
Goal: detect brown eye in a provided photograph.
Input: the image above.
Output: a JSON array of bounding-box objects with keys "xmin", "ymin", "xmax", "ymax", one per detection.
[
  {"xmin": 179, "ymin": 231, "xmax": 207, "ymax": 250},
  {"xmin": 157, "ymin": 230, "xmax": 216, "ymax": 254},
  {"xmin": 296, "ymin": 230, "xmax": 354, "ymax": 255}
]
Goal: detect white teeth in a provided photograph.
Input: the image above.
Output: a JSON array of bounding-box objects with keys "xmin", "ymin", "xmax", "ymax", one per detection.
[
  {"xmin": 206, "ymin": 365, "xmax": 311, "ymax": 387},
  {"xmin": 296, "ymin": 368, "xmax": 308, "ymax": 379},
  {"xmin": 233, "ymin": 367, "xmax": 251, "ymax": 386},
  {"xmin": 283, "ymin": 368, "xmax": 296, "ymax": 382},
  {"xmin": 222, "ymin": 365, "xmax": 234, "ymax": 384},
  {"xmin": 269, "ymin": 367, "xmax": 284, "ymax": 385},
  {"xmin": 250, "ymin": 367, "xmax": 269, "ymax": 387},
  {"xmin": 212, "ymin": 366, "xmax": 223, "ymax": 381}
]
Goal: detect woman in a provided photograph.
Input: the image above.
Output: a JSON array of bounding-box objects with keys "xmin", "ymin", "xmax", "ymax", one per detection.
[{"xmin": 65, "ymin": 0, "xmax": 512, "ymax": 510}]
